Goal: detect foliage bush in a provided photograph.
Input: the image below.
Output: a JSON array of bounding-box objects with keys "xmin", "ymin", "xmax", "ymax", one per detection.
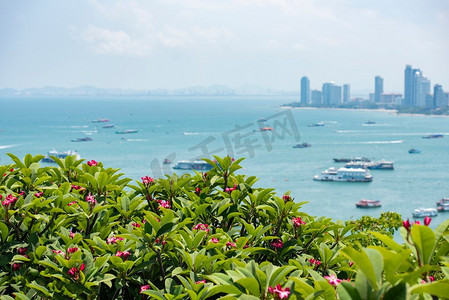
[{"xmin": 1, "ymin": 154, "xmax": 448, "ymax": 299}]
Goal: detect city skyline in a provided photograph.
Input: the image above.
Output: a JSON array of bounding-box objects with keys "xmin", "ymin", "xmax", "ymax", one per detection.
[{"xmin": 1, "ymin": 0, "xmax": 448, "ymax": 93}]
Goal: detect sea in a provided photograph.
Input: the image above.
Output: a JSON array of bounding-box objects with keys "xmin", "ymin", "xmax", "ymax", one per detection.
[{"xmin": 1, "ymin": 96, "xmax": 449, "ymax": 227}]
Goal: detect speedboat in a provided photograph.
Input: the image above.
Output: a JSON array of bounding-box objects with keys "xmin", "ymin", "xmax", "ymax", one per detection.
[
  {"xmin": 422, "ymin": 134, "xmax": 443, "ymax": 139},
  {"xmin": 409, "ymin": 148, "xmax": 421, "ymax": 154},
  {"xmin": 355, "ymin": 199, "xmax": 381, "ymax": 208},
  {"xmin": 436, "ymin": 198, "xmax": 449, "ymax": 206},
  {"xmin": 92, "ymin": 119, "xmax": 110, "ymax": 123},
  {"xmin": 437, "ymin": 203, "xmax": 449, "ymax": 212},
  {"xmin": 293, "ymin": 143, "xmax": 311, "ymax": 148},
  {"xmin": 307, "ymin": 122, "xmax": 324, "ymax": 127},
  {"xmin": 313, "ymin": 167, "xmax": 373, "ymax": 182},
  {"xmin": 173, "ymin": 160, "xmax": 213, "ymax": 171},
  {"xmin": 412, "ymin": 208, "xmax": 438, "ymax": 218},
  {"xmin": 103, "ymin": 124, "xmax": 116, "ymax": 128},
  {"xmin": 71, "ymin": 137, "xmax": 92, "ymax": 142},
  {"xmin": 260, "ymin": 127, "xmax": 273, "ymax": 131},
  {"xmin": 364, "ymin": 121, "xmax": 376, "ymax": 125},
  {"xmin": 42, "ymin": 150, "xmax": 81, "ymax": 163},
  {"xmin": 115, "ymin": 129, "xmax": 138, "ymax": 134}
]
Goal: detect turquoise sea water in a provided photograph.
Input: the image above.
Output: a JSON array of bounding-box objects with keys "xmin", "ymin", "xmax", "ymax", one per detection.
[{"xmin": 1, "ymin": 96, "xmax": 449, "ymax": 226}]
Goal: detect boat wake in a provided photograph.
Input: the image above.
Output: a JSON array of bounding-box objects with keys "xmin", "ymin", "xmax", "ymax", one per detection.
[
  {"xmin": 0, "ymin": 144, "xmax": 20, "ymax": 150},
  {"xmin": 125, "ymin": 139, "xmax": 149, "ymax": 142},
  {"xmin": 356, "ymin": 140, "xmax": 403, "ymax": 144},
  {"xmin": 183, "ymin": 132, "xmax": 209, "ymax": 135}
]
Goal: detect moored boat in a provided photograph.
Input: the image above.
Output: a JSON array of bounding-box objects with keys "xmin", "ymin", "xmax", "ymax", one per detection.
[
  {"xmin": 103, "ymin": 124, "xmax": 116, "ymax": 128},
  {"xmin": 71, "ymin": 137, "xmax": 92, "ymax": 142},
  {"xmin": 436, "ymin": 198, "xmax": 449, "ymax": 206},
  {"xmin": 115, "ymin": 129, "xmax": 138, "ymax": 134},
  {"xmin": 313, "ymin": 167, "xmax": 373, "ymax": 182},
  {"xmin": 355, "ymin": 199, "xmax": 381, "ymax": 208},
  {"xmin": 173, "ymin": 160, "xmax": 213, "ymax": 171},
  {"xmin": 409, "ymin": 148, "xmax": 421, "ymax": 154},
  {"xmin": 92, "ymin": 119, "xmax": 110, "ymax": 123},
  {"xmin": 364, "ymin": 121, "xmax": 376, "ymax": 125},
  {"xmin": 345, "ymin": 160, "xmax": 394, "ymax": 170},
  {"xmin": 437, "ymin": 203, "xmax": 449, "ymax": 212},
  {"xmin": 422, "ymin": 134, "xmax": 443, "ymax": 139},
  {"xmin": 293, "ymin": 143, "xmax": 311, "ymax": 148},
  {"xmin": 42, "ymin": 150, "xmax": 81, "ymax": 163},
  {"xmin": 412, "ymin": 208, "xmax": 438, "ymax": 218},
  {"xmin": 307, "ymin": 122, "xmax": 324, "ymax": 127},
  {"xmin": 333, "ymin": 157, "xmax": 371, "ymax": 163}
]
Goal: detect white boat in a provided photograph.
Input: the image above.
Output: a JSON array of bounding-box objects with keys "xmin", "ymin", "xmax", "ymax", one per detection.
[
  {"xmin": 412, "ymin": 208, "xmax": 438, "ymax": 218},
  {"xmin": 436, "ymin": 198, "xmax": 449, "ymax": 206},
  {"xmin": 437, "ymin": 203, "xmax": 449, "ymax": 212},
  {"xmin": 173, "ymin": 160, "xmax": 213, "ymax": 171},
  {"xmin": 355, "ymin": 199, "xmax": 381, "ymax": 208},
  {"xmin": 313, "ymin": 167, "xmax": 373, "ymax": 182},
  {"xmin": 42, "ymin": 150, "xmax": 81, "ymax": 163},
  {"xmin": 345, "ymin": 160, "xmax": 394, "ymax": 170}
]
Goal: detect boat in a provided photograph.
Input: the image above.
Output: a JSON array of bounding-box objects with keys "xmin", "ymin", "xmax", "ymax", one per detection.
[
  {"xmin": 42, "ymin": 150, "xmax": 81, "ymax": 163},
  {"xmin": 355, "ymin": 199, "xmax": 381, "ymax": 208},
  {"xmin": 313, "ymin": 167, "xmax": 373, "ymax": 182},
  {"xmin": 364, "ymin": 121, "xmax": 376, "ymax": 125},
  {"xmin": 412, "ymin": 208, "xmax": 438, "ymax": 218},
  {"xmin": 115, "ymin": 129, "xmax": 138, "ymax": 134},
  {"xmin": 92, "ymin": 119, "xmax": 110, "ymax": 123},
  {"xmin": 409, "ymin": 148, "xmax": 421, "ymax": 154},
  {"xmin": 71, "ymin": 137, "xmax": 92, "ymax": 142},
  {"xmin": 436, "ymin": 198, "xmax": 449, "ymax": 206},
  {"xmin": 172, "ymin": 160, "xmax": 213, "ymax": 171},
  {"xmin": 307, "ymin": 122, "xmax": 324, "ymax": 127},
  {"xmin": 103, "ymin": 124, "xmax": 116, "ymax": 128},
  {"xmin": 260, "ymin": 127, "xmax": 273, "ymax": 131},
  {"xmin": 437, "ymin": 203, "xmax": 449, "ymax": 212},
  {"xmin": 333, "ymin": 157, "xmax": 371, "ymax": 163},
  {"xmin": 345, "ymin": 160, "xmax": 394, "ymax": 170},
  {"xmin": 422, "ymin": 134, "xmax": 444, "ymax": 139},
  {"xmin": 163, "ymin": 158, "xmax": 173, "ymax": 164},
  {"xmin": 293, "ymin": 143, "xmax": 311, "ymax": 148}
]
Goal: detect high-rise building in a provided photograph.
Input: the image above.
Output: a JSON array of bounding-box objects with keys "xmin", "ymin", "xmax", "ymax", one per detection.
[
  {"xmin": 413, "ymin": 71, "xmax": 430, "ymax": 107},
  {"xmin": 311, "ymin": 90, "xmax": 322, "ymax": 105},
  {"xmin": 404, "ymin": 65, "xmax": 414, "ymax": 106},
  {"xmin": 343, "ymin": 84, "xmax": 350, "ymax": 103},
  {"xmin": 322, "ymin": 82, "xmax": 342, "ymax": 106},
  {"xmin": 300, "ymin": 76, "xmax": 310, "ymax": 104},
  {"xmin": 374, "ymin": 76, "xmax": 383, "ymax": 103},
  {"xmin": 433, "ymin": 84, "xmax": 446, "ymax": 108}
]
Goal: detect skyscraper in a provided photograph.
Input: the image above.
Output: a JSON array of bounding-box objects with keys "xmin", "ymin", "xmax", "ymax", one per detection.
[
  {"xmin": 433, "ymin": 84, "xmax": 446, "ymax": 108},
  {"xmin": 322, "ymin": 82, "xmax": 342, "ymax": 106},
  {"xmin": 343, "ymin": 84, "xmax": 350, "ymax": 103},
  {"xmin": 300, "ymin": 76, "xmax": 310, "ymax": 104},
  {"xmin": 413, "ymin": 71, "xmax": 430, "ymax": 107},
  {"xmin": 374, "ymin": 76, "xmax": 383, "ymax": 103},
  {"xmin": 311, "ymin": 90, "xmax": 322, "ymax": 105},
  {"xmin": 404, "ymin": 65, "xmax": 413, "ymax": 106}
]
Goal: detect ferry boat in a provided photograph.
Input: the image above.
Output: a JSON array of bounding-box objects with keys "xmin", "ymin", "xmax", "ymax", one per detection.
[
  {"xmin": 422, "ymin": 134, "xmax": 444, "ymax": 139},
  {"xmin": 437, "ymin": 203, "xmax": 449, "ymax": 212},
  {"xmin": 313, "ymin": 167, "xmax": 373, "ymax": 182},
  {"xmin": 71, "ymin": 137, "xmax": 92, "ymax": 142},
  {"xmin": 307, "ymin": 122, "xmax": 324, "ymax": 127},
  {"xmin": 42, "ymin": 150, "xmax": 81, "ymax": 163},
  {"xmin": 436, "ymin": 198, "xmax": 449, "ymax": 206},
  {"xmin": 409, "ymin": 148, "xmax": 421, "ymax": 154},
  {"xmin": 293, "ymin": 143, "xmax": 311, "ymax": 148},
  {"xmin": 115, "ymin": 129, "xmax": 138, "ymax": 134},
  {"xmin": 333, "ymin": 157, "xmax": 371, "ymax": 163},
  {"xmin": 412, "ymin": 208, "xmax": 438, "ymax": 218},
  {"xmin": 345, "ymin": 160, "xmax": 394, "ymax": 170},
  {"xmin": 355, "ymin": 199, "xmax": 381, "ymax": 208},
  {"xmin": 92, "ymin": 119, "xmax": 110, "ymax": 123},
  {"xmin": 172, "ymin": 160, "xmax": 213, "ymax": 171}
]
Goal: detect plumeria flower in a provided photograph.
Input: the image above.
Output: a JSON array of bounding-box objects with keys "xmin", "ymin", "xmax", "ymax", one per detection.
[
  {"xmin": 12, "ymin": 263, "xmax": 21, "ymax": 271},
  {"xmin": 115, "ymin": 251, "xmax": 131, "ymax": 260},
  {"xmin": 424, "ymin": 216, "xmax": 432, "ymax": 226},
  {"xmin": 107, "ymin": 236, "xmax": 124, "ymax": 244},
  {"xmin": 309, "ymin": 258, "xmax": 322, "ymax": 266},
  {"xmin": 271, "ymin": 239, "xmax": 283, "ymax": 248},
  {"xmin": 68, "ymin": 201, "xmax": 77, "ymax": 206},
  {"xmin": 282, "ymin": 194, "xmax": 292, "ymax": 202},
  {"xmin": 195, "ymin": 187, "xmax": 202, "ymax": 195},
  {"xmin": 209, "ymin": 237, "xmax": 219, "ymax": 243},
  {"xmin": 34, "ymin": 192, "xmax": 43, "ymax": 198},
  {"xmin": 324, "ymin": 274, "xmax": 342, "ymax": 286},
  {"xmin": 403, "ymin": 219, "xmax": 411, "ymax": 231},
  {"xmin": 292, "ymin": 217, "xmax": 306, "ymax": 227},
  {"xmin": 132, "ymin": 222, "xmax": 141, "ymax": 228},
  {"xmin": 140, "ymin": 285, "xmax": 150, "ymax": 293},
  {"xmin": 193, "ymin": 223, "xmax": 210, "ymax": 233},
  {"xmin": 69, "ymin": 232, "xmax": 76, "ymax": 239},
  {"xmin": 67, "ymin": 263, "xmax": 85, "ymax": 280},
  {"xmin": 141, "ymin": 176, "xmax": 155, "ymax": 185},
  {"xmin": 2, "ymin": 194, "xmax": 18, "ymax": 207},
  {"xmin": 225, "ymin": 185, "xmax": 237, "ymax": 193},
  {"xmin": 157, "ymin": 200, "xmax": 171, "ymax": 209},
  {"xmin": 86, "ymin": 194, "xmax": 97, "ymax": 205},
  {"xmin": 196, "ymin": 280, "xmax": 206, "ymax": 284},
  {"xmin": 226, "ymin": 241, "xmax": 236, "ymax": 248},
  {"xmin": 87, "ymin": 160, "xmax": 98, "ymax": 166}
]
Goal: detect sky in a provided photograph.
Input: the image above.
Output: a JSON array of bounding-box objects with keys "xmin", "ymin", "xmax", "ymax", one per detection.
[{"xmin": 1, "ymin": 0, "xmax": 448, "ymax": 95}]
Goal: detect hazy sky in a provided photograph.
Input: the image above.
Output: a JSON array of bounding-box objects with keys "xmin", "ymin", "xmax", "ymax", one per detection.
[{"xmin": 1, "ymin": 0, "xmax": 448, "ymax": 95}]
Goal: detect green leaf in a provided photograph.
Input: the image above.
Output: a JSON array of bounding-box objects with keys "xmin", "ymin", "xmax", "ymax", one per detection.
[
  {"xmin": 337, "ymin": 281, "xmax": 362, "ymax": 300},
  {"xmin": 411, "ymin": 281, "xmax": 449, "ymax": 298},
  {"xmin": 0, "ymin": 222, "xmax": 8, "ymax": 242},
  {"xmin": 35, "ymin": 246, "xmax": 47, "ymax": 259},
  {"xmin": 369, "ymin": 231, "xmax": 402, "ymax": 252},
  {"xmin": 383, "ymin": 282, "xmax": 407, "ymax": 300},
  {"xmin": 340, "ymin": 247, "xmax": 381, "ymax": 290},
  {"xmin": 26, "ymin": 281, "xmax": 51, "ymax": 297},
  {"xmin": 236, "ymin": 277, "xmax": 260, "ymax": 296},
  {"xmin": 411, "ymin": 225, "xmax": 435, "ymax": 265}
]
